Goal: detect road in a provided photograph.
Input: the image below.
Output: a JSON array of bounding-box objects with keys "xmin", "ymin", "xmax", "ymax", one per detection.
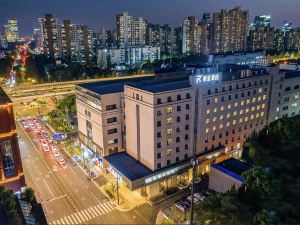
[{"xmin": 17, "ymin": 120, "xmax": 157, "ymax": 224}]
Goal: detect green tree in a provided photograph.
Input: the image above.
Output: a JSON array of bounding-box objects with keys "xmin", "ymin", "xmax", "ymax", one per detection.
[
  {"xmin": 22, "ymin": 188, "xmax": 35, "ymax": 203},
  {"xmin": 193, "ymin": 191, "xmax": 250, "ymax": 225},
  {"xmin": 0, "ymin": 186, "xmax": 21, "ymax": 225}
]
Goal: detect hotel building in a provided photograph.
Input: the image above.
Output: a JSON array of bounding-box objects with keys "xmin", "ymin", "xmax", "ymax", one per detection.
[
  {"xmin": 76, "ymin": 63, "xmax": 299, "ymax": 198},
  {"xmin": 0, "ymin": 88, "xmax": 25, "ymax": 192}
]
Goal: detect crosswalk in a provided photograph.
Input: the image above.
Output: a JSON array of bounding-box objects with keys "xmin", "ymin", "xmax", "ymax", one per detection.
[{"xmin": 49, "ymin": 201, "xmax": 116, "ymax": 225}]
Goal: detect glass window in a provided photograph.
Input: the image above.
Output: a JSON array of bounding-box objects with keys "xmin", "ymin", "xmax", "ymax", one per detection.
[{"xmin": 1, "ymin": 140, "xmax": 15, "ymax": 177}]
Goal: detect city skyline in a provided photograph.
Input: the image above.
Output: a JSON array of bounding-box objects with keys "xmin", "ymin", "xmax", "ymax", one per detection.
[{"xmin": 1, "ymin": 0, "xmax": 300, "ymax": 36}]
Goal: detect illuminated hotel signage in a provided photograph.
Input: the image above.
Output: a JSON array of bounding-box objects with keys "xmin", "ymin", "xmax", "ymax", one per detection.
[
  {"xmin": 145, "ymin": 163, "xmax": 190, "ymax": 184},
  {"xmin": 196, "ymin": 73, "xmax": 220, "ymax": 83},
  {"xmin": 108, "ymin": 166, "xmax": 123, "ymax": 182}
]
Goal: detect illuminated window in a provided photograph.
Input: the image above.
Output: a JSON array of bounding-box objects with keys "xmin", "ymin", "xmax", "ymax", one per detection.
[
  {"xmin": 221, "ymin": 106, "xmax": 225, "ymax": 111},
  {"xmin": 245, "ymin": 117, "xmax": 248, "ymax": 122},
  {"xmin": 220, "ymin": 115, "xmax": 224, "ymax": 120},
  {"xmin": 261, "ymin": 112, "xmax": 265, "ymax": 116},
  {"xmin": 292, "ymin": 102, "xmax": 298, "ymax": 107},
  {"xmin": 263, "ymin": 95, "xmax": 267, "ymax": 100},
  {"xmin": 247, "ymin": 99, "xmax": 250, "ymax": 104},
  {"xmin": 213, "ymin": 126, "xmax": 216, "ymax": 131},
  {"xmin": 258, "ymin": 96, "xmax": 262, "ymax": 102},
  {"xmin": 233, "ymin": 111, "xmax": 237, "ymax": 116},
  {"xmin": 206, "ymin": 118, "xmax": 210, "ymax": 124},
  {"xmin": 207, "ymin": 109, "xmax": 210, "ymax": 115},
  {"xmin": 240, "ymin": 110, "xmax": 244, "ymax": 115},
  {"xmin": 213, "ymin": 117, "xmax": 217, "ymax": 122},
  {"xmin": 167, "ymin": 139, "xmax": 172, "ymax": 145},
  {"xmin": 256, "ymin": 113, "xmax": 260, "ymax": 118},
  {"xmin": 234, "ymin": 102, "xmax": 238, "ymax": 107},
  {"xmin": 166, "ymin": 149, "xmax": 172, "ymax": 156},
  {"xmin": 167, "ymin": 129, "xmax": 172, "ymax": 135},
  {"xmin": 239, "ymin": 118, "xmax": 243, "ymax": 123},
  {"xmin": 251, "ymin": 107, "xmax": 255, "ymax": 112},
  {"xmin": 252, "ymin": 97, "xmax": 256, "ymax": 103},
  {"xmin": 220, "ymin": 124, "xmax": 223, "ymax": 129},
  {"xmin": 295, "ymin": 94, "xmax": 299, "ymax": 99},
  {"xmin": 259, "ymin": 88, "xmax": 262, "ymax": 93},
  {"xmin": 167, "ymin": 118, "xmax": 172, "ymax": 124},
  {"xmin": 246, "ymin": 108, "xmax": 249, "ymax": 113},
  {"xmin": 226, "ymin": 122, "xmax": 230, "ymax": 127},
  {"xmin": 214, "ymin": 98, "xmax": 218, "ymax": 104},
  {"xmin": 167, "ymin": 107, "xmax": 172, "ymax": 113},
  {"xmin": 233, "ymin": 120, "xmax": 237, "ymax": 125},
  {"xmin": 214, "ymin": 108, "xmax": 218, "ymax": 113},
  {"xmin": 228, "ymin": 104, "xmax": 232, "ymax": 109},
  {"xmin": 227, "ymin": 113, "xmax": 230, "ymax": 119},
  {"xmin": 241, "ymin": 101, "xmax": 245, "ymax": 106},
  {"xmin": 262, "ymin": 104, "xmax": 266, "ymax": 109},
  {"xmin": 205, "ymin": 128, "xmax": 209, "ymax": 134},
  {"xmin": 251, "ymin": 115, "xmax": 254, "ymax": 120}
]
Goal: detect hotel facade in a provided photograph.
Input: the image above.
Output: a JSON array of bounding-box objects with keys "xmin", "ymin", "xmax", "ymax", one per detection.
[{"xmin": 76, "ymin": 63, "xmax": 300, "ymax": 198}]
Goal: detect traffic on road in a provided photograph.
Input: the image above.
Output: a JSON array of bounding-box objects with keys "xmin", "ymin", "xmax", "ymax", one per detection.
[{"xmin": 21, "ymin": 118, "xmax": 67, "ymax": 169}]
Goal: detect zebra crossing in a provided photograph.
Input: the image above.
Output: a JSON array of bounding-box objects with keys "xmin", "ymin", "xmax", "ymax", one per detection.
[{"xmin": 49, "ymin": 201, "xmax": 116, "ymax": 225}]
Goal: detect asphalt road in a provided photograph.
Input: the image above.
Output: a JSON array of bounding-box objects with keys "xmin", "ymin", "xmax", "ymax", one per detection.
[{"xmin": 17, "ymin": 121, "xmax": 158, "ymax": 225}]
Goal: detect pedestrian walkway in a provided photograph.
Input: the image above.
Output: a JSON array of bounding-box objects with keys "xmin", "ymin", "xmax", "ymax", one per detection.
[{"xmin": 48, "ymin": 201, "xmax": 116, "ymax": 225}]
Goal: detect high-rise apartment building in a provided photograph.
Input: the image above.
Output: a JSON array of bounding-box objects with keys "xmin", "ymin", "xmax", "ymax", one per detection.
[
  {"xmin": 146, "ymin": 24, "xmax": 174, "ymax": 55},
  {"xmin": 3, "ymin": 19, "xmax": 19, "ymax": 43},
  {"xmin": 212, "ymin": 7, "xmax": 248, "ymax": 53},
  {"xmin": 38, "ymin": 14, "xmax": 62, "ymax": 59},
  {"xmin": 182, "ymin": 16, "xmax": 197, "ymax": 55},
  {"xmin": 116, "ymin": 12, "xmax": 134, "ymax": 48},
  {"xmin": 39, "ymin": 14, "xmax": 92, "ymax": 63},
  {"xmin": 116, "ymin": 12, "xmax": 148, "ymax": 48},
  {"xmin": 251, "ymin": 15, "xmax": 271, "ymax": 29},
  {"xmin": 0, "ymin": 88, "xmax": 25, "ymax": 192},
  {"xmin": 248, "ymin": 27, "xmax": 275, "ymax": 51}
]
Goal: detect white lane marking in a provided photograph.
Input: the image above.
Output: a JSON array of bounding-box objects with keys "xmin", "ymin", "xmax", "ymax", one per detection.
[
  {"xmin": 60, "ymin": 218, "xmax": 65, "ymax": 224},
  {"xmin": 67, "ymin": 215, "xmax": 74, "ymax": 224},
  {"xmin": 100, "ymin": 202, "xmax": 110, "ymax": 213},
  {"xmin": 89, "ymin": 206, "xmax": 98, "ymax": 216},
  {"xmin": 43, "ymin": 179, "xmax": 55, "ymax": 198},
  {"xmin": 96, "ymin": 204, "xmax": 105, "ymax": 214},
  {"xmin": 87, "ymin": 208, "xmax": 95, "ymax": 218},
  {"xmin": 51, "ymin": 221, "xmax": 56, "ymax": 225},
  {"xmin": 93, "ymin": 205, "xmax": 102, "ymax": 216},
  {"xmin": 76, "ymin": 211, "xmax": 85, "ymax": 222},
  {"xmin": 80, "ymin": 210, "xmax": 90, "ymax": 221},
  {"xmin": 64, "ymin": 216, "xmax": 70, "ymax": 224},
  {"xmin": 104, "ymin": 201, "xmax": 115, "ymax": 211},
  {"xmin": 72, "ymin": 213, "xmax": 80, "ymax": 224}
]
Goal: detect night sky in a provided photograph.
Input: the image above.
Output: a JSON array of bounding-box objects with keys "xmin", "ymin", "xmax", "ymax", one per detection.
[{"xmin": 0, "ymin": 0, "xmax": 299, "ymax": 36}]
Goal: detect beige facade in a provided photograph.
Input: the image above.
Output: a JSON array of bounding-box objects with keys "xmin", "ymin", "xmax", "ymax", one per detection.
[
  {"xmin": 208, "ymin": 166, "xmax": 242, "ymax": 193},
  {"xmin": 124, "ymin": 83, "xmax": 194, "ymax": 171}
]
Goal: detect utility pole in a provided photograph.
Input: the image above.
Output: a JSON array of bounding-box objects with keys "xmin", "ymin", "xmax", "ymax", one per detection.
[{"xmin": 190, "ymin": 158, "xmax": 198, "ymax": 225}]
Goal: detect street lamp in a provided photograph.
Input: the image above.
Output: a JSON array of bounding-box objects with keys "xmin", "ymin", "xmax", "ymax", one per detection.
[{"xmin": 189, "ymin": 157, "xmax": 198, "ymax": 225}]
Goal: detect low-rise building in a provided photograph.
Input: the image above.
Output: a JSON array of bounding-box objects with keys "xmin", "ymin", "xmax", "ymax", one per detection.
[
  {"xmin": 208, "ymin": 158, "xmax": 252, "ymax": 193},
  {"xmin": 208, "ymin": 51, "xmax": 265, "ymax": 65}
]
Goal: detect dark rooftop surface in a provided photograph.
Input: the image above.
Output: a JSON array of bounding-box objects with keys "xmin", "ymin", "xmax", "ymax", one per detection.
[
  {"xmin": 127, "ymin": 80, "xmax": 191, "ymax": 93},
  {"xmin": 77, "ymin": 76, "xmax": 155, "ymax": 95},
  {"xmin": 104, "ymin": 152, "xmax": 153, "ymax": 181},
  {"xmin": 0, "ymin": 87, "xmax": 12, "ymax": 105},
  {"xmin": 284, "ymin": 71, "xmax": 300, "ymax": 79},
  {"xmin": 212, "ymin": 158, "xmax": 252, "ymax": 182}
]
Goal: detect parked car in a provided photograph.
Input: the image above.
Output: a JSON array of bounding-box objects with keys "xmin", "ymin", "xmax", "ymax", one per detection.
[
  {"xmin": 178, "ymin": 181, "xmax": 190, "ymax": 190},
  {"xmin": 187, "ymin": 194, "xmax": 201, "ymax": 205},
  {"xmin": 194, "ymin": 192, "xmax": 206, "ymax": 201},
  {"xmin": 175, "ymin": 200, "xmax": 191, "ymax": 212}
]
